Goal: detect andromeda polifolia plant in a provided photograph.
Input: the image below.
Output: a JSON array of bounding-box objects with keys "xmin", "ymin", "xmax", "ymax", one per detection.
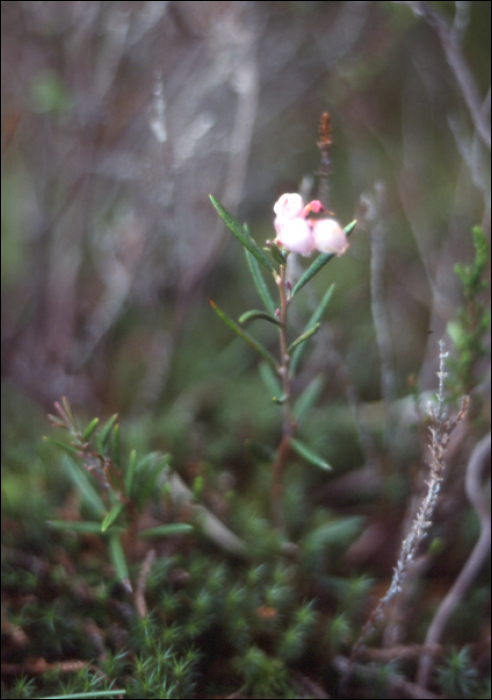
[{"xmin": 209, "ymin": 191, "xmax": 356, "ymax": 531}]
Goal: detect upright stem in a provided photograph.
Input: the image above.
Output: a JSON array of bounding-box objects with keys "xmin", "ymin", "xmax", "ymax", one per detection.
[{"xmin": 271, "ymin": 263, "xmax": 295, "ymax": 530}]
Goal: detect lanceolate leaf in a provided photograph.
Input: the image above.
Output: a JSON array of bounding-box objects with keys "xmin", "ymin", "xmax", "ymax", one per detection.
[
  {"xmin": 62, "ymin": 455, "xmax": 106, "ymax": 518},
  {"xmin": 209, "ymin": 300, "xmax": 278, "ymax": 369},
  {"xmin": 290, "ymin": 283, "xmax": 335, "ymax": 375},
  {"xmin": 287, "ymin": 322, "xmax": 321, "ymax": 354},
  {"xmin": 100, "ymin": 414, "xmax": 118, "ymax": 447},
  {"xmin": 258, "ymin": 360, "xmax": 282, "ymax": 398},
  {"xmin": 138, "ymin": 523, "xmax": 194, "ymax": 538},
  {"xmin": 290, "ymin": 437, "xmax": 332, "ymax": 470},
  {"xmin": 292, "ymin": 220, "xmax": 356, "ymax": 297},
  {"xmin": 245, "ymin": 248, "xmax": 276, "ymax": 315},
  {"xmin": 239, "ymin": 309, "xmax": 282, "ymax": 327},
  {"xmin": 82, "ymin": 417, "xmax": 99, "ymax": 441},
  {"xmin": 125, "ymin": 449, "xmax": 137, "ymax": 495},
  {"xmin": 47, "ymin": 520, "xmax": 108, "ymax": 534},
  {"xmin": 293, "ymin": 375, "xmax": 324, "ymax": 422},
  {"xmin": 101, "ymin": 502, "xmax": 125, "ymax": 532},
  {"xmin": 210, "ymin": 195, "xmax": 274, "ymax": 272},
  {"xmin": 108, "ymin": 533, "xmax": 131, "ymax": 591}
]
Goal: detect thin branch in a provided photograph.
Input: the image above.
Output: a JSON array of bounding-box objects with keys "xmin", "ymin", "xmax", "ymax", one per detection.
[
  {"xmin": 417, "ymin": 430, "xmax": 491, "ymax": 688},
  {"xmin": 135, "ymin": 548, "xmax": 156, "ymax": 618},
  {"xmin": 369, "ymin": 181, "xmax": 398, "ymax": 408},
  {"xmin": 399, "ymin": 1, "xmax": 491, "ymax": 149},
  {"xmin": 335, "ymin": 655, "xmax": 443, "ymax": 700},
  {"xmin": 350, "ymin": 342, "xmax": 469, "ymax": 658}
]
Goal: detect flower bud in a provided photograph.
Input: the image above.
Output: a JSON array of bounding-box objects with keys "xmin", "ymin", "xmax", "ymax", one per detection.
[{"xmin": 312, "ymin": 218, "xmax": 349, "ymax": 256}]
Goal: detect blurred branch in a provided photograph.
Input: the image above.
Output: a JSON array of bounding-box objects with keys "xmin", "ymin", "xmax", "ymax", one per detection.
[
  {"xmin": 399, "ymin": 1, "xmax": 491, "ymax": 150},
  {"xmin": 335, "ymin": 654, "xmax": 442, "ymax": 700},
  {"xmin": 368, "ymin": 182, "xmax": 398, "ymax": 406},
  {"xmin": 417, "ymin": 430, "xmax": 491, "ymax": 688}
]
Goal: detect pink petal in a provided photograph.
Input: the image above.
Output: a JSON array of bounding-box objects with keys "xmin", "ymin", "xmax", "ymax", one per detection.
[
  {"xmin": 273, "ymin": 193, "xmax": 304, "ymax": 220},
  {"xmin": 312, "ymin": 219, "xmax": 349, "ymax": 255},
  {"xmin": 275, "ymin": 217, "xmax": 315, "ymax": 256}
]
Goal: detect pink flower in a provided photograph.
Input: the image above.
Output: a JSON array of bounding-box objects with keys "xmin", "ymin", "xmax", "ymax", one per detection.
[
  {"xmin": 273, "ymin": 192, "xmax": 349, "ymax": 257},
  {"xmin": 273, "ymin": 193, "xmax": 304, "ymax": 220},
  {"xmin": 274, "ymin": 193, "xmax": 315, "ymax": 256},
  {"xmin": 275, "ymin": 216, "xmax": 315, "ymax": 256},
  {"xmin": 312, "ymin": 218, "xmax": 349, "ymax": 256}
]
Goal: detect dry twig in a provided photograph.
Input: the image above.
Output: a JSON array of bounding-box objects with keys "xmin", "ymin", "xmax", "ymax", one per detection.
[{"xmin": 418, "ymin": 430, "xmax": 491, "ymax": 687}]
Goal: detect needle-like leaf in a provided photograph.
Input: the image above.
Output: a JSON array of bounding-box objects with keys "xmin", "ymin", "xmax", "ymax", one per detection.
[
  {"xmin": 245, "ymin": 248, "xmax": 276, "ymax": 315},
  {"xmin": 210, "ymin": 195, "xmax": 274, "ymax": 272},
  {"xmin": 290, "ymin": 437, "xmax": 332, "ymax": 470},
  {"xmin": 209, "ymin": 299, "xmax": 278, "ymax": 369}
]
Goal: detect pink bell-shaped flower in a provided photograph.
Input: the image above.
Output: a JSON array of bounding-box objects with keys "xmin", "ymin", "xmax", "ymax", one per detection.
[
  {"xmin": 274, "ymin": 216, "xmax": 315, "ymax": 256},
  {"xmin": 273, "ymin": 193, "xmax": 304, "ymax": 220},
  {"xmin": 312, "ymin": 218, "xmax": 349, "ymax": 256},
  {"xmin": 273, "ymin": 193, "xmax": 315, "ymax": 256}
]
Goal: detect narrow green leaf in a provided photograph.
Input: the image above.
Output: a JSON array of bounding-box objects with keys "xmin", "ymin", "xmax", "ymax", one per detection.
[
  {"xmin": 292, "ymin": 220, "xmax": 356, "ymax": 297},
  {"xmin": 111, "ymin": 422, "xmax": 121, "ymax": 466},
  {"xmin": 125, "ymin": 449, "xmax": 137, "ymax": 495},
  {"xmin": 290, "ymin": 437, "xmax": 332, "ymax": 470},
  {"xmin": 82, "ymin": 417, "xmax": 99, "ymax": 441},
  {"xmin": 210, "ymin": 195, "xmax": 274, "ymax": 272},
  {"xmin": 209, "ymin": 300, "xmax": 278, "ymax": 369},
  {"xmin": 287, "ymin": 322, "xmax": 320, "ymax": 354},
  {"xmin": 108, "ymin": 533, "xmax": 131, "ymax": 591},
  {"xmin": 102, "ymin": 502, "xmax": 125, "ymax": 532},
  {"xmin": 138, "ymin": 523, "xmax": 194, "ymax": 538},
  {"xmin": 245, "ymin": 248, "xmax": 276, "ymax": 314},
  {"xmin": 239, "ymin": 309, "xmax": 281, "ymax": 326},
  {"xmin": 305, "ymin": 282, "xmax": 336, "ymax": 329},
  {"xmin": 290, "ymin": 283, "xmax": 335, "ymax": 375},
  {"xmin": 301, "ymin": 516, "xmax": 364, "ymax": 551},
  {"xmin": 293, "ymin": 375, "xmax": 324, "ymax": 422},
  {"xmin": 47, "ymin": 520, "xmax": 107, "ymax": 534},
  {"xmin": 62, "ymin": 455, "xmax": 106, "ymax": 518},
  {"xmin": 132, "ymin": 453, "xmax": 170, "ymax": 508},
  {"xmin": 43, "ymin": 436, "xmax": 79, "ymax": 457},
  {"xmin": 100, "ymin": 414, "xmax": 118, "ymax": 447},
  {"xmin": 258, "ymin": 360, "xmax": 282, "ymax": 398}
]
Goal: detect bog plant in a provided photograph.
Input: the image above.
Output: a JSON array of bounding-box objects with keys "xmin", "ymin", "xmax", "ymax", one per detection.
[{"xmin": 209, "ymin": 192, "xmax": 356, "ymax": 529}]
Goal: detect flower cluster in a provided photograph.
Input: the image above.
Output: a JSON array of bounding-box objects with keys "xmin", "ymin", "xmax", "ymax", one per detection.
[{"xmin": 273, "ymin": 193, "xmax": 349, "ymax": 257}]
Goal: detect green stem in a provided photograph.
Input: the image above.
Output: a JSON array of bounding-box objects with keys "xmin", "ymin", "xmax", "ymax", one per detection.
[{"xmin": 271, "ymin": 265, "xmax": 296, "ymax": 531}]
